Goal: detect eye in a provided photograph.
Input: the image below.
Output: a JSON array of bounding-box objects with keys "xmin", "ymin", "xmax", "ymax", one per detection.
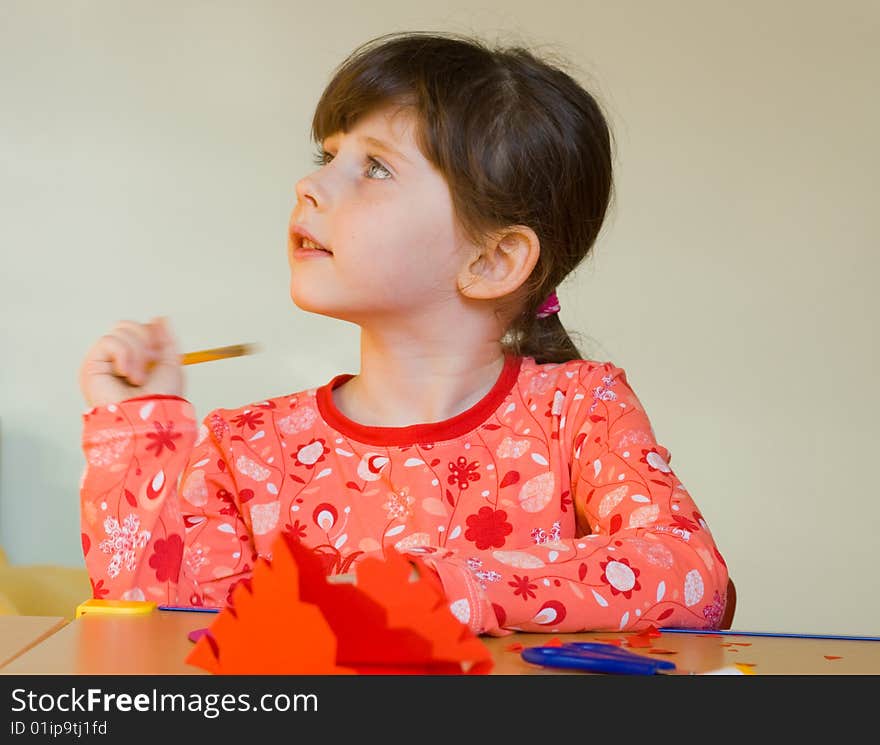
[
  {"xmin": 311, "ymin": 148, "xmax": 333, "ymax": 167},
  {"xmin": 311, "ymin": 148, "xmax": 392, "ymax": 180},
  {"xmin": 365, "ymin": 159, "xmax": 392, "ymax": 180}
]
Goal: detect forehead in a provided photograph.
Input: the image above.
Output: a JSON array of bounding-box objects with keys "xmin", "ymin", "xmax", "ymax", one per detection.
[{"xmin": 328, "ymin": 105, "xmax": 422, "ymax": 154}]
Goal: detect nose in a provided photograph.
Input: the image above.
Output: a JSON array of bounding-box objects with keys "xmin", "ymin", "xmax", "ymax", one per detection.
[{"xmin": 294, "ymin": 173, "xmax": 320, "ymax": 210}]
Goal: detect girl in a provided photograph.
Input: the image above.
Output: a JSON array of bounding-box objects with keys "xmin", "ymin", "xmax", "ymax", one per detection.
[{"xmin": 78, "ymin": 31, "xmax": 729, "ymax": 635}]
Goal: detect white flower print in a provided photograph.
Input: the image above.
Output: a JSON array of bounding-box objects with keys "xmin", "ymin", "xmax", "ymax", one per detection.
[
  {"xmin": 475, "ymin": 569, "xmax": 502, "ymax": 584},
  {"xmin": 86, "ymin": 429, "xmax": 132, "ymax": 467},
  {"xmin": 98, "ymin": 514, "xmax": 150, "ymax": 578},
  {"xmin": 496, "ymin": 437, "xmax": 530, "ymax": 459},
  {"xmin": 528, "ymin": 373, "xmax": 553, "ymax": 396},
  {"xmin": 278, "ymin": 407, "xmax": 317, "ymax": 435},
  {"xmin": 466, "ymin": 557, "xmax": 502, "ymax": 588},
  {"xmin": 235, "ymin": 455, "xmax": 270, "ymax": 481},
  {"xmin": 589, "ymin": 374, "xmax": 618, "ymax": 413},
  {"xmin": 383, "ymin": 487, "xmax": 415, "ymax": 521},
  {"xmin": 185, "ymin": 542, "xmax": 211, "ymax": 575},
  {"xmin": 530, "ymin": 521, "xmax": 562, "ymax": 545}
]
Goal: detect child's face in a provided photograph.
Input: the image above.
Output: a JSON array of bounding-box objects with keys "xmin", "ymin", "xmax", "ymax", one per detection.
[{"xmin": 288, "ymin": 105, "xmax": 472, "ymax": 327}]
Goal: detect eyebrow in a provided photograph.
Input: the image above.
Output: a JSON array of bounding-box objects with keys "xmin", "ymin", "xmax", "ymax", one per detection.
[
  {"xmin": 360, "ymin": 136, "xmax": 411, "ymax": 165},
  {"xmin": 325, "ymin": 133, "xmax": 412, "ymax": 166}
]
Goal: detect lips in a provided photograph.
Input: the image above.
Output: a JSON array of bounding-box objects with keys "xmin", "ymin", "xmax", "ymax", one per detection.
[{"xmin": 290, "ymin": 224, "xmax": 332, "ymax": 254}]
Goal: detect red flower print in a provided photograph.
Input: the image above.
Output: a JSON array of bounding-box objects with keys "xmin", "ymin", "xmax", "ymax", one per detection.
[
  {"xmin": 509, "ymin": 574, "xmax": 537, "ymax": 601},
  {"xmin": 313, "ymin": 503, "xmax": 338, "ymax": 531},
  {"xmin": 640, "ymin": 447, "xmax": 671, "ymax": 473},
  {"xmin": 599, "ymin": 556, "xmax": 641, "ymax": 599},
  {"xmin": 145, "ymin": 421, "xmax": 182, "ymax": 457},
  {"xmin": 671, "ymin": 514, "xmax": 700, "ymax": 532},
  {"xmin": 148, "ymin": 534, "xmax": 184, "ymax": 583},
  {"xmin": 293, "ymin": 438, "xmax": 330, "ymax": 469},
  {"xmin": 283, "ymin": 519, "xmax": 308, "ymax": 541},
  {"xmin": 90, "ymin": 577, "xmax": 109, "ymax": 599},
  {"xmin": 232, "ymin": 410, "xmax": 264, "ymax": 431},
  {"xmin": 216, "ymin": 488, "xmax": 237, "ymax": 516},
  {"xmin": 559, "ymin": 490, "xmax": 572, "ymax": 512},
  {"xmin": 448, "ymin": 456, "xmax": 480, "ymax": 490},
  {"xmin": 465, "ymin": 507, "xmax": 513, "ymax": 550},
  {"xmin": 533, "ymin": 600, "xmax": 567, "ymax": 626},
  {"xmin": 492, "ymin": 603, "xmax": 507, "ymax": 627}
]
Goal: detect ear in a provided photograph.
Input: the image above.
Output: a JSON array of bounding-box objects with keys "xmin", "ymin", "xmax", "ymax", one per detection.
[{"xmin": 457, "ymin": 225, "xmax": 540, "ymax": 301}]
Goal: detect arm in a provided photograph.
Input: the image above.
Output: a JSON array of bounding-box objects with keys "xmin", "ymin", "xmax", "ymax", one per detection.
[
  {"xmin": 80, "ymin": 395, "xmax": 255, "ymax": 606},
  {"xmin": 413, "ymin": 363, "xmax": 730, "ymax": 635}
]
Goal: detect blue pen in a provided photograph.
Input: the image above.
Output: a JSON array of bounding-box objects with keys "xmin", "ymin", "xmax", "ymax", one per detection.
[
  {"xmin": 660, "ymin": 628, "xmax": 880, "ymax": 642},
  {"xmin": 157, "ymin": 605, "xmax": 221, "ymax": 613},
  {"xmin": 521, "ymin": 642, "xmax": 676, "ymax": 675}
]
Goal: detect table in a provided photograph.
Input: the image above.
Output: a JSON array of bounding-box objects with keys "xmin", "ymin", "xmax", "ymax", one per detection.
[
  {"xmin": 2, "ymin": 611, "xmax": 878, "ymax": 674},
  {"xmin": 484, "ymin": 631, "xmax": 880, "ymax": 675},
  {"xmin": 1, "ymin": 612, "xmax": 205, "ymax": 675},
  {"xmin": 0, "ymin": 616, "xmax": 67, "ymax": 670}
]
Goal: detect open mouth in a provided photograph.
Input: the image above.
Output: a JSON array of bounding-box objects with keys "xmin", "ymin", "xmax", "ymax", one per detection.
[{"xmin": 297, "ymin": 235, "xmax": 332, "ymax": 254}]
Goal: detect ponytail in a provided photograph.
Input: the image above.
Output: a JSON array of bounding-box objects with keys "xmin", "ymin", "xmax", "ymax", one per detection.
[{"xmin": 502, "ymin": 301, "xmax": 584, "ymax": 364}]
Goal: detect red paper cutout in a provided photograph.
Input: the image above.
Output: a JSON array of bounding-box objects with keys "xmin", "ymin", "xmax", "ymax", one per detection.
[
  {"xmin": 186, "ymin": 533, "xmax": 493, "ymax": 675},
  {"xmin": 185, "ymin": 535, "xmax": 352, "ymax": 675},
  {"xmin": 544, "ymin": 637, "xmax": 563, "ymax": 647},
  {"xmin": 625, "ymin": 634, "xmax": 653, "ymax": 648},
  {"xmin": 824, "ymin": 655, "xmax": 842, "ymax": 660},
  {"xmin": 505, "ymin": 643, "xmax": 524, "ymax": 653}
]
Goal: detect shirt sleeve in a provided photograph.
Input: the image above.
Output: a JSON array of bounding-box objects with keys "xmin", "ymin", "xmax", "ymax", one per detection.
[
  {"xmin": 80, "ymin": 395, "xmax": 255, "ymax": 607},
  {"xmin": 412, "ymin": 362, "xmax": 730, "ymax": 636}
]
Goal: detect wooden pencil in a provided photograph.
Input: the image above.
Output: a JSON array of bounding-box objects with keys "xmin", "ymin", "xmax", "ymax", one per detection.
[{"xmin": 180, "ymin": 343, "xmax": 257, "ymax": 366}]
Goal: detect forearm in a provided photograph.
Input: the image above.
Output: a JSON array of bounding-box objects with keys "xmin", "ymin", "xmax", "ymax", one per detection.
[{"xmin": 418, "ymin": 525, "xmax": 728, "ymax": 635}]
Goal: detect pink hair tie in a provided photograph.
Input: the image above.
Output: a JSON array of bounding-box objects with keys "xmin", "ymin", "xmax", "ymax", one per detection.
[{"xmin": 536, "ymin": 291, "xmax": 560, "ymax": 319}]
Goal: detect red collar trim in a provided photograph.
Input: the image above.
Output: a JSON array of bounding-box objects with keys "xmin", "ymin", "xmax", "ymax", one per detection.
[{"xmin": 316, "ymin": 355, "xmax": 523, "ymax": 446}]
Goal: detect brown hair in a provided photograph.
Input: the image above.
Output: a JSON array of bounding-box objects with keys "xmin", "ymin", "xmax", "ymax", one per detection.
[{"xmin": 311, "ymin": 31, "xmax": 615, "ymax": 364}]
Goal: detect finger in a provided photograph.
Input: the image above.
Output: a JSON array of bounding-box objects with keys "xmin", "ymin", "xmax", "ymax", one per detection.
[
  {"xmin": 90, "ymin": 334, "xmax": 137, "ymax": 382},
  {"xmin": 114, "ymin": 320, "xmax": 161, "ymax": 356},
  {"xmin": 110, "ymin": 325, "xmax": 156, "ymax": 385}
]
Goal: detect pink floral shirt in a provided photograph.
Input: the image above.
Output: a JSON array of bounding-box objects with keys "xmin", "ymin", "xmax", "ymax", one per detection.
[{"xmin": 79, "ymin": 355, "xmax": 730, "ymax": 635}]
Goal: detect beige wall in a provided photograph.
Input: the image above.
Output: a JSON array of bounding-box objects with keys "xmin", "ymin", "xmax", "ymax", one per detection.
[{"xmin": 1, "ymin": 1, "xmax": 877, "ymax": 635}]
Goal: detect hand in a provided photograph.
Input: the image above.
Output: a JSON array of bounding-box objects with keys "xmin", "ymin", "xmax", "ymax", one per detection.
[{"xmin": 79, "ymin": 317, "xmax": 185, "ymax": 408}]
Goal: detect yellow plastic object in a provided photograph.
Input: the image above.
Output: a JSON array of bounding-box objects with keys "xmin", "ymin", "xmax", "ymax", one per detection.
[{"xmin": 75, "ymin": 599, "xmax": 157, "ymax": 619}]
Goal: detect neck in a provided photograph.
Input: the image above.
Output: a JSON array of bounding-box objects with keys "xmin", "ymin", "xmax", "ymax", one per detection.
[{"xmin": 332, "ymin": 329, "xmax": 508, "ymax": 427}]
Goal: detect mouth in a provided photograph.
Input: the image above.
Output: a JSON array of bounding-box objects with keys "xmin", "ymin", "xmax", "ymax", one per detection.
[
  {"xmin": 297, "ymin": 236, "xmax": 332, "ymax": 254},
  {"xmin": 290, "ymin": 231, "xmax": 333, "ymax": 257}
]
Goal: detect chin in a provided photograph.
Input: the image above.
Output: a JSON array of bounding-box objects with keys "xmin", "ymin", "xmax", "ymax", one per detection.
[{"xmin": 289, "ymin": 285, "xmax": 339, "ymax": 319}]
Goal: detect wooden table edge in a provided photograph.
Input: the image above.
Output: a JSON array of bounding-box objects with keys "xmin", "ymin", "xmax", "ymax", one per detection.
[{"xmin": 0, "ymin": 617, "xmax": 69, "ymax": 670}]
